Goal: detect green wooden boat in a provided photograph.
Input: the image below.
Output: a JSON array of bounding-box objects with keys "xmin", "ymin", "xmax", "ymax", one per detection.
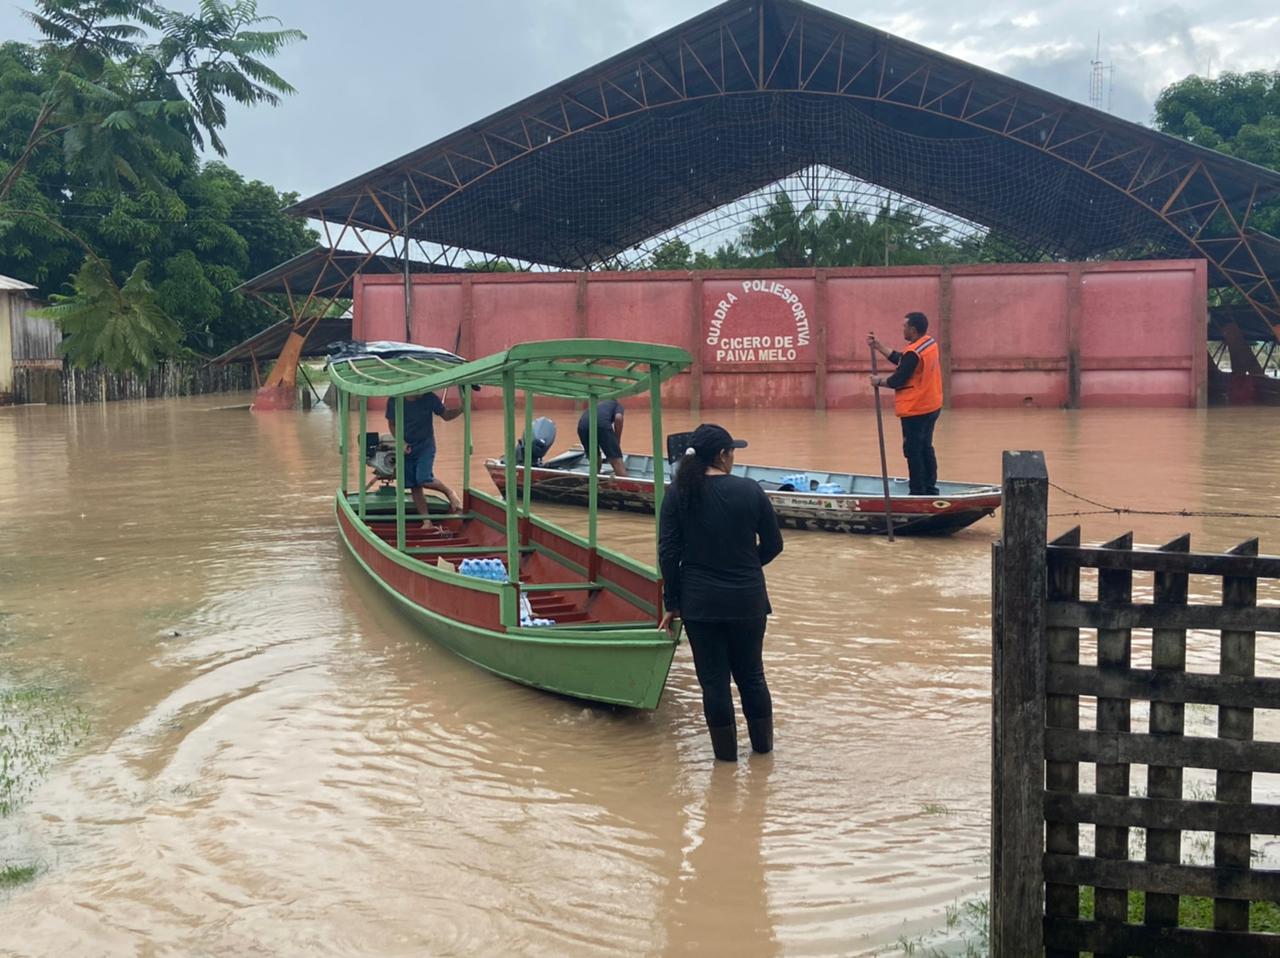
[{"xmin": 328, "ymin": 339, "xmax": 691, "ymax": 709}]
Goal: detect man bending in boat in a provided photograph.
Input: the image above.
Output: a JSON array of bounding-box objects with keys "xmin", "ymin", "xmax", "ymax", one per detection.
[
  {"xmin": 387, "ymin": 389, "xmax": 464, "ymax": 528},
  {"xmin": 576, "ymin": 399, "xmax": 628, "ymax": 477},
  {"xmin": 867, "ymin": 312, "xmax": 944, "ymax": 497}
]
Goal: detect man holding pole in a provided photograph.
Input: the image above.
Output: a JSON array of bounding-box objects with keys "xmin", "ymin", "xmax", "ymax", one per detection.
[{"xmin": 867, "ymin": 312, "xmax": 943, "ymax": 497}]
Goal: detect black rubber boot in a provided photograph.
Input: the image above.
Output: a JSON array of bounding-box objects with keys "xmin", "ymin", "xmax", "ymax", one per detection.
[
  {"xmin": 747, "ymin": 717, "xmax": 773, "ymax": 754},
  {"xmin": 707, "ymin": 724, "xmax": 737, "ymax": 762}
]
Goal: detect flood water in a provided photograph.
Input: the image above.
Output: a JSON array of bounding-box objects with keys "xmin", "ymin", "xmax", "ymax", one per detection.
[{"xmin": 2, "ymin": 397, "xmax": 1279, "ymax": 956}]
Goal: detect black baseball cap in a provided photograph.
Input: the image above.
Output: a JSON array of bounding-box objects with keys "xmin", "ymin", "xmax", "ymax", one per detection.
[{"xmin": 689, "ymin": 423, "xmax": 748, "ymax": 457}]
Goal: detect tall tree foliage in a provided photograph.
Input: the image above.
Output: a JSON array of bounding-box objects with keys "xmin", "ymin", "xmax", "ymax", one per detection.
[
  {"xmin": 1, "ymin": 0, "xmax": 302, "ymax": 199},
  {"xmin": 1155, "ymin": 70, "xmax": 1280, "ymax": 236},
  {"xmin": 0, "ymin": 0, "xmax": 306, "ymax": 371},
  {"xmin": 645, "ymin": 191, "xmax": 1014, "ymax": 270},
  {"xmin": 41, "ymin": 258, "xmax": 183, "ymax": 373}
]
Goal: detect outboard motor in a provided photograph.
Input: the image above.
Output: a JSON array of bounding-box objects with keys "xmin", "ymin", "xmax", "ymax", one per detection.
[
  {"xmin": 514, "ymin": 416, "xmax": 557, "ymax": 466},
  {"xmin": 365, "ymin": 431, "xmax": 397, "ymax": 481}
]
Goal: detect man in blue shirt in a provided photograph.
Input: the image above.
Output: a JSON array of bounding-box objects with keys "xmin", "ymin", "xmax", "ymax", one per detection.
[
  {"xmin": 576, "ymin": 398, "xmax": 628, "ymax": 477},
  {"xmin": 387, "ymin": 389, "xmax": 464, "ymax": 528}
]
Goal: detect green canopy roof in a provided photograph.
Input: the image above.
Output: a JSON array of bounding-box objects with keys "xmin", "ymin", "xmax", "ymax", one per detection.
[{"xmin": 327, "ymin": 339, "xmax": 691, "ymax": 400}]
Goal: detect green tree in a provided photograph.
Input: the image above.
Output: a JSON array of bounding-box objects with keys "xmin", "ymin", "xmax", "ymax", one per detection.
[
  {"xmin": 464, "ymin": 258, "xmax": 519, "ymax": 272},
  {"xmin": 741, "ymin": 191, "xmax": 819, "ymax": 266},
  {"xmin": 1155, "ymin": 70, "xmax": 1280, "ymax": 236},
  {"xmin": 0, "ymin": 0, "xmax": 305, "ymax": 372},
  {"xmin": 728, "ymin": 190, "xmax": 975, "ymax": 268},
  {"xmin": 647, "ymin": 238, "xmax": 693, "ymax": 270},
  {"xmin": 1, "ymin": 0, "xmax": 303, "ymax": 200},
  {"xmin": 40, "ymin": 258, "xmax": 183, "ymax": 373}
]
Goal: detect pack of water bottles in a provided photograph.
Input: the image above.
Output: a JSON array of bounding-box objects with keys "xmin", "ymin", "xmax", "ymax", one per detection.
[
  {"xmin": 780, "ymin": 472, "xmax": 813, "ymax": 491},
  {"xmin": 458, "ymin": 558, "xmax": 508, "ymax": 580},
  {"xmin": 815, "ymin": 482, "xmax": 848, "ymax": 495},
  {"xmin": 518, "ymin": 593, "xmax": 556, "ymax": 628},
  {"xmin": 457, "ymin": 559, "xmax": 556, "ymax": 627}
]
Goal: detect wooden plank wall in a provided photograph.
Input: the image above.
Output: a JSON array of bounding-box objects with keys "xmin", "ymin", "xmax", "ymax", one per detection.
[
  {"xmin": 11, "ymin": 361, "xmax": 254, "ymax": 404},
  {"xmin": 8, "ymin": 295, "xmax": 60, "ymax": 362},
  {"xmin": 992, "ymin": 452, "xmax": 1280, "ymax": 956}
]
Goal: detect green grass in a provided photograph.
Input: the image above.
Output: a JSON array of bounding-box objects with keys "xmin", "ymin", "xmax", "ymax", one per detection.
[
  {"xmin": 0, "ymin": 863, "xmax": 37, "ymax": 889},
  {"xmin": 1079, "ymin": 886, "xmax": 1280, "ymax": 932},
  {"xmin": 891, "ymin": 888, "xmax": 1280, "ymax": 957},
  {"xmin": 1, "ymin": 684, "xmax": 90, "ymax": 817}
]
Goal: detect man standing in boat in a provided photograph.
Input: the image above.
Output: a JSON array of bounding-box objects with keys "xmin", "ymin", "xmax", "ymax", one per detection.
[
  {"xmin": 577, "ymin": 399, "xmax": 628, "ymax": 477},
  {"xmin": 387, "ymin": 388, "xmax": 464, "ymax": 528},
  {"xmin": 867, "ymin": 313, "xmax": 943, "ymax": 497}
]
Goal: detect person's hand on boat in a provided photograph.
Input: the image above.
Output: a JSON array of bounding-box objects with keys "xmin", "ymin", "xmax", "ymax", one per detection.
[{"xmin": 659, "ymin": 610, "xmax": 679, "ymax": 631}]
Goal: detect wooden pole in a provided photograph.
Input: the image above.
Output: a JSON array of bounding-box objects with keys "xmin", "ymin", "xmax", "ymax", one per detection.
[
  {"xmin": 990, "ymin": 450, "xmax": 1048, "ymax": 957},
  {"xmin": 869, "ymin": 343, "xmax": 896, "ymax": 541}
]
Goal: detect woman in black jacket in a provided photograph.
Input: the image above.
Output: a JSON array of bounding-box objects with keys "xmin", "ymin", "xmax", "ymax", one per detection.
[{"xmin": 658, "ymin": 423, "xmax": 783, "ymax": 762}]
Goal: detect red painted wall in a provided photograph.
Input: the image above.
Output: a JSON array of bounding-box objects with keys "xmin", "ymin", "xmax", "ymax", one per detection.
[{"xmin": 353, "ymin": 260, "xmax": 1207, "ymax": 409}]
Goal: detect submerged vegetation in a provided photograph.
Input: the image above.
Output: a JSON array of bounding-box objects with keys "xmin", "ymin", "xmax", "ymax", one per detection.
[
  {"xmin": 0, "ymin": 863, "xmax": 38, "ymax": 889},
  {"xmin": 0, "ymin": 680, "xmax": 89, "ymax": 890},
  {"xmin": 0, "ymin": 683, "xmax": 88, "ymax": 816}
]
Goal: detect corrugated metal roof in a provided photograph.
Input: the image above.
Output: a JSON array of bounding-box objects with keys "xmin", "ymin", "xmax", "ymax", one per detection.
[
  {"xmin": 0, "ymin": 275, "xmax": 37, "ymax": 292},
  {"xmin": 234, "ymin": 247, "xmax": 466, "ymax": 297},
  {"xmin": 210, "ymin": 314, "xmax": 354, "ymax": 365}
]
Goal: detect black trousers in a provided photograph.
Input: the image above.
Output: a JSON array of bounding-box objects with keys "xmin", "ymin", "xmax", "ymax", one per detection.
[
  {"xmin": 900, "ymin": 409, "xmax": 940, "ymax": 495},
  {"xmin": 684, "ymin": 617, "xmax": 772, "ymax": 728}
]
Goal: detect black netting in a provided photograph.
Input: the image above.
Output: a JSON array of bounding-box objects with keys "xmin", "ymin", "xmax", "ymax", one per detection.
[{"xmin": 405, "ymin": 93, "xmax": 1190, "ymax": 269}]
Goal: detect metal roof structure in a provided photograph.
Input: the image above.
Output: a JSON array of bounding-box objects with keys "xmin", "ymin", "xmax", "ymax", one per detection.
[
  {"xmin": 235, "ymin": 246, "xmax": 464, "ymax": 300},
  {"xmin": 288, "ymin": 0, "xmax": 1280, "ymax": 333},
  {"xmin": 210, "ymin": 313, "xmax": 353, "ymax": 365}
]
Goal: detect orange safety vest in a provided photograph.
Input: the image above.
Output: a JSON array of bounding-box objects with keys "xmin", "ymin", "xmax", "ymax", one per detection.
[{"xmin": 894, "ymin": 335, "xmax": 943, "ymax": 418}]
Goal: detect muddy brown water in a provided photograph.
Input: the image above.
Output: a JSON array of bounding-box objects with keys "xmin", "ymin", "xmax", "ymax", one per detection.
[{"xmin": 1, "ymin": 398, "xmax": 1279, "ymax": 956}]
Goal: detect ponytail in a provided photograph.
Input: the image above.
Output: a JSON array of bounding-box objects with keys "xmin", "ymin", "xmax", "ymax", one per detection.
[{"xmin": 675, "ymin": 448, "xmax": 713, "ymax": 511}]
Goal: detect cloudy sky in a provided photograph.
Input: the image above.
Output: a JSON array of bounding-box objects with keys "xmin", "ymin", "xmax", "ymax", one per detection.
[{"xmin": 2, "ymin": 0, "xmax": 1277, "ymax": 199}]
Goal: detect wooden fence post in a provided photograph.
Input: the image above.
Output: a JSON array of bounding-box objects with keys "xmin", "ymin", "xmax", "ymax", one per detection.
[{"xmin": 991, "ymin": 449, "xmax": 1048, "ymax": 957}]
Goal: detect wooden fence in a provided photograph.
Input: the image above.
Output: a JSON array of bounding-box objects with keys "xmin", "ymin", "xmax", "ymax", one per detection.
[
  {"xmin": 991, "ymin": 450, "xmax": 1280, "ymax": 956},
  {"xmin": 9, "ymin": 360, "xmax": 254, "ymax": 405}
]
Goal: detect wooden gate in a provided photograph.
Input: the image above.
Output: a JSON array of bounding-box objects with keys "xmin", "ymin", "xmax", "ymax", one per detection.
[{"xmin": 991, "ymin": 450, "xmax": 1280, "ymax": 956}]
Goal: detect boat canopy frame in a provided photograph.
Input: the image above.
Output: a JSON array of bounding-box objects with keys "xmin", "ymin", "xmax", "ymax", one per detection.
[
  {"xmin": 327, "ymin": 339, "xmax": 690, "ymax": 400},
  {"xmin": 330, "ymin": 339, "xmax": 692, "ymax": 630}
]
